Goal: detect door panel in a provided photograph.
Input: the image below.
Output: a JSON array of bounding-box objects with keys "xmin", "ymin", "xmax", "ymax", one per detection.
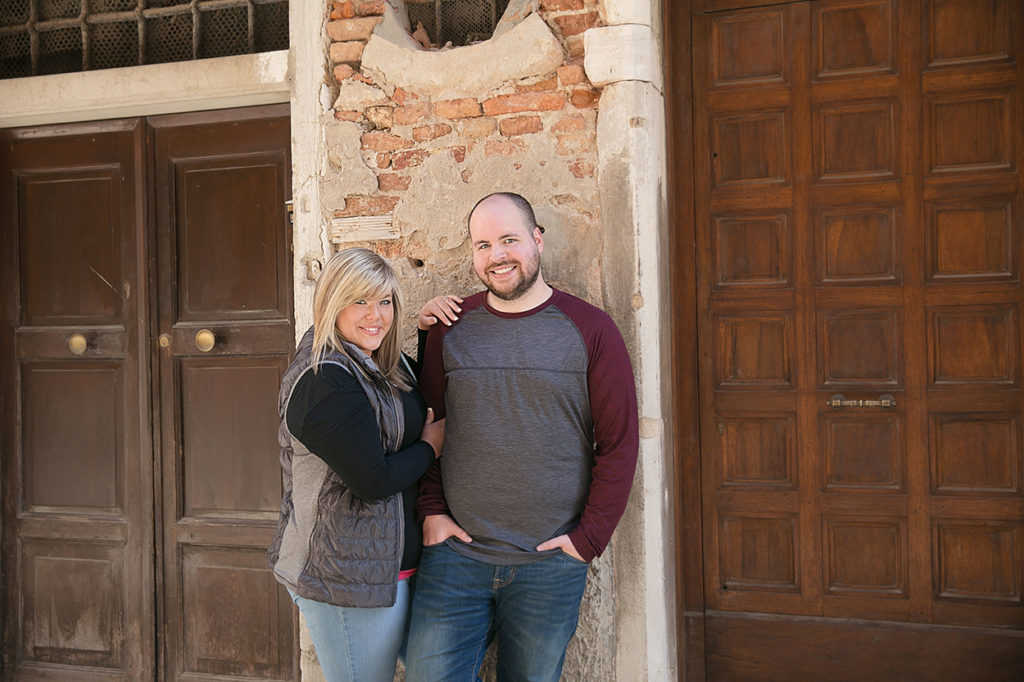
[
  {"xmin": 176, "ymin": 160, "xmax": 290, "ymax": 320},
  {"xmin": 150, "ymin": 106, "xmax": 295, "ymax": 682},
  {"xmin": 692, "ymin": 0, "xmax": 1024, "ymax": 678},
  {"xmin": 0, "ymin": 121, "xmax": 153, "ymax": 680}
]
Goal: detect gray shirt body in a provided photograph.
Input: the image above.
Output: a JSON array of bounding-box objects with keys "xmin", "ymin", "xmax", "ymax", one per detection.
[{"xmin": 438, "ymin": 300, "xmax": 593, "ymax": 564}]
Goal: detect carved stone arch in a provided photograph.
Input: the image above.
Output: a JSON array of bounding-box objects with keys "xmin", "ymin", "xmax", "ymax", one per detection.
[{"xmin": 363, "ymin": 0, "xmax": 560, "ymax": 100}]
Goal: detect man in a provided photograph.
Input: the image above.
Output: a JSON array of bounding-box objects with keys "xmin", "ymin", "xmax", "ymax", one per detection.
[{"xmin": 405, "ymin": 192, "xmax": 639, "ymax": 681}]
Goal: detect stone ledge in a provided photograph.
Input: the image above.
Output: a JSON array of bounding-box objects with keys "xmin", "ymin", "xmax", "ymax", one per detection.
[
  {"xmin": 330, "ymin": 214, "xmax": 399, "ymax": 243},
  {"xmin": 0, "ymin": 51, "xmax": 289, "ymax": 128}
]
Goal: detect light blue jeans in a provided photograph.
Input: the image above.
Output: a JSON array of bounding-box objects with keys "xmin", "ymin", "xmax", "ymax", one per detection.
[
  {"xmin": 404, "ymin": 544, "xmax": 590, "ymax": 682},
  {"xmin": 288, "ymin": 578, "xmax": 412, "ymax": 682}
]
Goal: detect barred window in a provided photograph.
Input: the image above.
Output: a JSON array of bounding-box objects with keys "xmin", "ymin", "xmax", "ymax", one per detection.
[
  {"xmin": 406, "ymin": 0, "xmax": 512, "ymax": 48},
  {"xmin": 0, "ymin": 0, "xmax": 289, "ymax": 81}
]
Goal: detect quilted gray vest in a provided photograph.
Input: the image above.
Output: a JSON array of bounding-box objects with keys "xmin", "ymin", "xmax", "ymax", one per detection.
[{"xmin": 266, "ymin": 326, "xmax": 404, "ymax": 607}]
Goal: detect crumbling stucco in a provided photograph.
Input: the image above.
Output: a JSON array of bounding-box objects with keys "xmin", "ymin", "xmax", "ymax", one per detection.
[
  {"xmin": 324, "ymin": 121, "xmax": 379, "ymax": 200},
  {"xmin": 305, "ymin": 1, "xmax": 675, "ymax": 680}
]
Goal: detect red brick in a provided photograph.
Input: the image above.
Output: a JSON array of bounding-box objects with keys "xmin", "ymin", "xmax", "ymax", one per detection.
[
  {"xmin": 499, "ymin": 115, "xmax": 543, "ymax": 137},
  {"xmin": 570, "ymin": 88, "xmax": 600, "ymax": 108},
  {"xmin": 554, "ymin": 12, "xmax": 600, "ymax": 37},
  {"xmin": 394, "ymin": 103, "xmax": 430, "ymax": 126},
  {"xmin": 557, "ymin": 64, "xmax": 586, "ymax": 86},
  {"xmin": 330, "ymin": 41, "xmax": 365, "ymax": 64},
  {"xmin": 353, "ymin": 72, "xmax": 374, "ymax": 85},
  {"xmin": 539, "ymin": 0, "xmax": 584, "ymax": 10},
  {"xmin": 449, "ymin": 146, "xmax": 467, "ymax": 163},
  {"xmin": 393, "ymin": 88, "xmax": 418, "ymax": 105},
  {"xmin": 568, "ymin": 159, "xmax": 595, "ymax": 178},
  {"xmin": 434, "ymin": 98, "xmax": 482, "ymax": 119},
  {"xmin": 482, "ymin": 93, "xmax": 564, "ymax": 116},
  {"xmin": 376, "ymin": 153, "xmax": 391, "ymax": 168},
  {"xmin": 377, "ymin": 173, "xmax": 411, "ymax": 191},
  {"xmin": 516, "ymin": 76, "xmax": 558, "ymax": 93},
  {"xmin": 333, "ymin": 63, "xmax": 355, "ymax": 81},
  {"xmin": 413, "ymin": 123, "xmax": 453, "ymax": 142},
  {"xmin": 361, "ymin": 131, "xmax": 412, "ymax": 152},
  {"xmin": 375, "ymin": 241, "xmax": 406, "ymax": 259},
  {"xmin": 334, "ymin": 195, "xmax": 400, "ymax": 217},
  {"xmin": 332, "ymin": 1, "xmax": 355, "ymax": 19},
  {"xmin": 327, "ymin": 17, "xmax": 381, "ymax": 41},
  {"xmin": 392, "ymin": 149, "xmax": 430, "ymax": 170},
  {"xmin": 334, "ymin": 110, "xmax": 362, "ymax": 122},
  {"xmin": 355, "ymin": 0, "xmax": 385, "ymax": 16},
  {"xmin": 567, "ymin": 36, "xmax": 585, "ymax": 59},
  {"xmin": 460, "ymin": 118, "xmax": 497, "ymax": 138},
  {"xmin": 485, "ymin": 139, "xmax": 526, "ymax": 157},
  {"xmin": 553, "ymin": 114, "xmax": 586, "ymax": 132}
]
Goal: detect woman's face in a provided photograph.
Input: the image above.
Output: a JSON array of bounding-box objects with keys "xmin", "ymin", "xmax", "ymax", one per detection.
[{"xmin": 335, "ymin": 294, "xmax": 394, "ymax": 356}]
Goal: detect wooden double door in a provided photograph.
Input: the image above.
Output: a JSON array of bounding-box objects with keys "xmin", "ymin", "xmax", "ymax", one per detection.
[
  {"xmin": 677, "ymin": 0, "xmax": 1024, "ymax": 679},
  {"xmin": 0, "ymin": 106, "xmax": 297, "ymax": 681}
]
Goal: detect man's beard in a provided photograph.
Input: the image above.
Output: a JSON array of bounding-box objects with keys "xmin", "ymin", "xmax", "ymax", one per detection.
[{"xmin": 481, "ymin": 256, "xmax": 540, "ymax": 301}]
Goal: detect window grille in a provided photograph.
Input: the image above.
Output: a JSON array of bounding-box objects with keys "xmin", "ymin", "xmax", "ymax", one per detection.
[
  {"xmin": 0, "ymin": 0, "xmax": 289, "ymax": 80},
  {"xmin": 406, "ymin": 0, "xmax": 512, "ymax": 48}
]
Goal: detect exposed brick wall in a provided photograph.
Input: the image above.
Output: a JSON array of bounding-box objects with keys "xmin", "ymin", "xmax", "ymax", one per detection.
[{"xmin": 323, "ymin": 0, "xmax": 603, "ymax": 267}]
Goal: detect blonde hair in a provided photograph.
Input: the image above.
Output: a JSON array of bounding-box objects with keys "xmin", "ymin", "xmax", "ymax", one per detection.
[{"xmin": 310, "ymin": 248, "xmax": 411, "ymax": 391}]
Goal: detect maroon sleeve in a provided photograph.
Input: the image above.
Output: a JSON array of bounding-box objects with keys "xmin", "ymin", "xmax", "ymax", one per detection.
[
  {"xmin": 558, "ymin": 295, "xmax": 639, "ymax": 561},
  {"xmin": 415, "ymin": 323, "xmax": 451, "ymax": 520}
]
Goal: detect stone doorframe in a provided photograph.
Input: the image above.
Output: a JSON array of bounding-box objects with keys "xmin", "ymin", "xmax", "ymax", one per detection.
[{"xmin": 0, "ymin": 0, "xmax": 677, "ymax": 678}]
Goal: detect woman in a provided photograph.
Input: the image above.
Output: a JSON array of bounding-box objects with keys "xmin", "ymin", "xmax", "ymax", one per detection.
[{"xmin": 268, "ymin": 247, "xmax": 445, "ymax": 682}]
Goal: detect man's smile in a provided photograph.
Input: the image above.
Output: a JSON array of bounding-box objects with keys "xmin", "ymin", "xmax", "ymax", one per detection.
[{"xmin": 490, "ymin": 263, "xmax": 517, "ymax": 276}]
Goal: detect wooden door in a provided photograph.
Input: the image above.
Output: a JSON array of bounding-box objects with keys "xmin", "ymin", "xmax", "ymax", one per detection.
[
  {"xmin": 1, "ymin": 106, "xmax": 296, "ymax": 681},
  {"xmin": 150, "ymin": 107, "xmax": 296, "ymax": 682},
  {"xmin": 689, "ymin": 0, "xmax": 1024, "ymax": 678},
  {"xmin": 0, "ymin": 121, "xmax": 155, "ymax": 679}
]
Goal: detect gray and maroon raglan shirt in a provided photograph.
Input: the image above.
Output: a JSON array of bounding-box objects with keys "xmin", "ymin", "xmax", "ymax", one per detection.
[{"xmin": 417, "ymin": 288, "xmax": 639, "ymax": 565}]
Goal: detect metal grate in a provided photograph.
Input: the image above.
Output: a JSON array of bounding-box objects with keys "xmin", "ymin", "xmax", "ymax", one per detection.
[
  {"xmin": 406, "ymin": 0, "xmax": 512, "ymax": 48},
  {"xmin": 0, "ymin": 0, "xmax": 289, "ymax": 80},
  {"xmin": 39, "ymin": 26, "xmax": 82, "ymax": 74}
]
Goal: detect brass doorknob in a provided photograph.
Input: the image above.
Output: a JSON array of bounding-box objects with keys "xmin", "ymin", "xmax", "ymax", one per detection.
[
  {"xmin": 67, "ymin": 333, "xmax": 88, "ymax": 355},
  {"xmin": 195, "ymin": 329, "xmax": 216, "ymax": 352}
]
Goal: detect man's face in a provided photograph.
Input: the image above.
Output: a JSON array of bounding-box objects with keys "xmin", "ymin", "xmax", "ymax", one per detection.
[{"xmin": 469, "ymin": 199, "xmax": 543, "ymax": 301}]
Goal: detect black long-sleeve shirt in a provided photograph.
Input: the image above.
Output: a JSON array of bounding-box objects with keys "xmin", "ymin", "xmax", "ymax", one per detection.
[{"xmin": 286, "ymin": 361, "xmax": 434, "ymax": 571}]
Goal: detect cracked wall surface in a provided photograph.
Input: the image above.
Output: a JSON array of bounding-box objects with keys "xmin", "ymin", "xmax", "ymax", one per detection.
[{"xmin": 296, "ymin": 1, "xmax": 674, "ymax": 680}]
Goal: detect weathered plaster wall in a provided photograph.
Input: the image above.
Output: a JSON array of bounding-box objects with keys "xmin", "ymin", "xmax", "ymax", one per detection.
[
  {"xmin": 304, "ymin": 1, "xmax": 618, "ymax": 680},
  {"xmin": 320, "ymin": 1, "xmax": 608, "ymax": 348},
  {"xmin": 585, "ymin": 4, "xmax": 677, "ymax": 680},
  {"xmin": 293, "ymin": 0, "xmax": 675, "ymax": 679}
]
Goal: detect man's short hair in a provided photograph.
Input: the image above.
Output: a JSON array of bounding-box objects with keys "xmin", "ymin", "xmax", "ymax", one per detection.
[{"xmin": 468, "ymin": 192, "xmax": 539, "ymax": 233}]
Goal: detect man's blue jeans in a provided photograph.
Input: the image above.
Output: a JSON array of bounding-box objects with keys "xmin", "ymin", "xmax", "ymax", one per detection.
[{"xmin": 404, "ymin": 543, "xmax": 590, "ymax": 682}]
